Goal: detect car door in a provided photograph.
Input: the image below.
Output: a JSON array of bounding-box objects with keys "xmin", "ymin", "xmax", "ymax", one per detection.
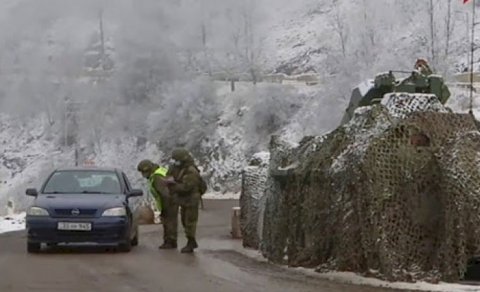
[{"xmin": 121, "ymin": 172, "xmax": 137, "ymax": 229}]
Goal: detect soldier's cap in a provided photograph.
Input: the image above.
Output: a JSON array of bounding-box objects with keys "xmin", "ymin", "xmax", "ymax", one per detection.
[
  {"xmin": 137, "ymin": 159, "xmax": 155, "ymax": 172},
  {"xmin": 415, "ymin": 58, "xmax": 429, "ymax": 66}
]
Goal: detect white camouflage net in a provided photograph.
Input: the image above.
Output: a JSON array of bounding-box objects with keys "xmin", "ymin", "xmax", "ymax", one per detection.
[
  {"xmin": 239, "ymin": 152, "xmax": 270, "ymax": 248},
  {"xmin": 242, "ymin": 93, "xmax": 480, "ymax": 282}
]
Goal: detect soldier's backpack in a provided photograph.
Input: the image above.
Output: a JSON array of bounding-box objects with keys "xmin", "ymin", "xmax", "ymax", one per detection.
[
  {"xmin": 182, "ymin": 165, "xmax": 208, "ymax": 196},
  {"xmin": 192, "ymin": 165, "xmax": 208, "ymax": 196},
  {"xmin": 198, "ymin": 174, "xmax": 208, "ymax": 196}
]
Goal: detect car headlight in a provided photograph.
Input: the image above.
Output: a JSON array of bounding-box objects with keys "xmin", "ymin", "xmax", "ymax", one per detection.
[
  {"xmin": 102, "ymin": 207, "xmax": 126, "ymax": 217},
  {"xmin": 27, "ymin": 207, "xmax": 49, "ymax": 216}
]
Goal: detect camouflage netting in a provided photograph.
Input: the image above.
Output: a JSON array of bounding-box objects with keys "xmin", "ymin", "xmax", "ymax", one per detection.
[
  {"xmin": 253, "ymin": 93, "xmax": 480, "ymax": 283},
  {"xmin": 239, "ymin": 152, "xmax": 270, "ymax": 249}
]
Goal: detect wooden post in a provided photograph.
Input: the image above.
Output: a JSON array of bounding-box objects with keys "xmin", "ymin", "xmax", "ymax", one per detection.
[
  {"xmin": 470, "ymin": 0, "xmax": 476, "ymax": 114},
  {"xmin": 231, "ymin": 207, "xmax": 242, "ymax": 239},
  {"xmin": 6, "ymin": 199, "xmax": 14, "ymax": 216}
]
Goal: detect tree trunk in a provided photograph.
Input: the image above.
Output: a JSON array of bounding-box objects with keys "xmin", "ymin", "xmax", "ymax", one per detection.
[
  {"xmin": 444, "ymin": 0, "xmax": 452, "ymax": 59},
  {"xmin": 429, "ymin": 0, "xmax": 436, "ymax": 68}
]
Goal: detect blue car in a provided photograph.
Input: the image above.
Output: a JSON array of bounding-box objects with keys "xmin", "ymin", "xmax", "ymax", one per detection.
[{"xmin": 25, "ymin": 167, "xmax": 143, "ymax": 253}]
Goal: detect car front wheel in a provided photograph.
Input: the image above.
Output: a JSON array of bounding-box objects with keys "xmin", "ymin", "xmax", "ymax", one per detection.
[
  {"xmin": 118, "ymin": 230, "xmax": 132, "ymax": 252},
  {"xmin": 118, "ymin": 240, "xmax": 132, "ymax": 252},
  {"xmin": 27, "ymin": 242, "xmax": 41, "ymax": 253},
  {"xmin": 131, "ymin": 226, "xmax": 139, "ymax": 246}
]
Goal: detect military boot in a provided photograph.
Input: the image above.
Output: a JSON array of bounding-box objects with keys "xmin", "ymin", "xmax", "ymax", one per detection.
[
  {"xmin": 192, "ymin": 238, "xmax": 198, "ymax": 248},
  {"xmin": 158, "ymin": 240, "xmax": 177, "ymax": 249},
  {"xmin": 181, "ymin": 237, "xmax": 198, "ymax": 253}
]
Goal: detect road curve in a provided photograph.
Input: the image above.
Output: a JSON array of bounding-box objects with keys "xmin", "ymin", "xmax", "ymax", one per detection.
[{"xmin": 0, "ymin": 200, "xmax": 407, "ymax": 292}]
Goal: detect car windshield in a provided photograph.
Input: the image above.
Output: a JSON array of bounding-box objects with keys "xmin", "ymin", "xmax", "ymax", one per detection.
[{"xmin": 43, "ymin": 170, "xmax": 122, "ymax": 194}]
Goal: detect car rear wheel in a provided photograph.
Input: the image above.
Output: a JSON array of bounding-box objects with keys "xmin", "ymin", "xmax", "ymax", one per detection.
[{"xmin": 27, "ymin": 242, "xmax": 41, "ymax": 253}]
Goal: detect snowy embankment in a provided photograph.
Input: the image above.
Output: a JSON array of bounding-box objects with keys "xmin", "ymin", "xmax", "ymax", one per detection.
[
  {"xmin": 296, "ymin": 270, "xmax": 480, "ymax": 292},
  {"xmin": 238, "ymin": 249, "xmax": 480, "ymax": 292},
  {"xmin": 202, "ymin": 192, "xmax": 240, "ymax": 200},
  {"xmin": 0, "ymin": 212, "xmax": 25, "ymax": 234}
]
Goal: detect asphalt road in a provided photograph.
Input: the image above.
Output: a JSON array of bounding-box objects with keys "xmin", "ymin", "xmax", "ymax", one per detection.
[{"xmin": 0, "ymin": 200, "xmax": 412, "ymax": 292}]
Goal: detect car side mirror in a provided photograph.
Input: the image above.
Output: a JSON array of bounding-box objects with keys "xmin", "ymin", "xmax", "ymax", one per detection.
[
  {"xmin": 127, "ymin": 189, "xmax": 143, "ymax": 198},
  {"xmin": 26, "ymin": 188, "xmax": 38, "ymax": 197}
]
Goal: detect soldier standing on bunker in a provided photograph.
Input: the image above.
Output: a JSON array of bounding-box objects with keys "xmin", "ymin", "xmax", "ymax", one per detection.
[
  {"xmin": 414, "ymin": 58, "xmax": 433, "ymax": 76},
  {"xmin": 167, "ymin": 148, "xmax": 206, "ymax": 253},
  {"xmin": 399, "ymin": 58, "xmax": 434, "ymax": 87},
  {"xmin": 137, "ymin": 160, "xmax": 179, "ymax": 249}
]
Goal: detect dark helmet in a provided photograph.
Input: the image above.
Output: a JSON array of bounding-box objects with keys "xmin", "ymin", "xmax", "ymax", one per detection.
[
  {"xmin": 137, "ymin": 159, "xmax": 155, "ymax": 173},
  {"xmin": 171, "ymin": 148, "xmax": 191, "ymax": 162}
]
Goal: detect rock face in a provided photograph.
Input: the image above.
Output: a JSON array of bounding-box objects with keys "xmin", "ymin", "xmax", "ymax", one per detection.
[{"xmin": 243, "ymin": 93, "xmax": 480, "ymax": 283}]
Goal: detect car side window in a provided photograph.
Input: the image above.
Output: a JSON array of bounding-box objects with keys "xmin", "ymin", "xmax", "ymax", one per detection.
[{"xmin": 122, "ymin": 173, "xmax": 132, "ymax": 192}]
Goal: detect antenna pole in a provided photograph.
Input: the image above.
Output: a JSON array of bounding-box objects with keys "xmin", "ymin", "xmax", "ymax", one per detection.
[
  {"xmin": 99, "ymin": 8, "xmax": 105, "ymax": 70},
  {"xmin": 470, "ymin": 0, "xmax": 476, "ymax": 115}
]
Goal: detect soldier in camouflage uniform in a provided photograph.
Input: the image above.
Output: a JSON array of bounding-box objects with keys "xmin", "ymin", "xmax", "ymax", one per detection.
[
  {"xmin": 137, "ymin": 159, "xmax": 179, "ymax": 249},
  {"xmin": 414, "ymin": 58, "xmax": 433, "ymax": 76},
  {"xmin": 397, "ymin": 58, "xmax": 434, "ymax": 90},
  {"xmin": 167, "ymin": 148, "xmax": 203, "ymax": 253}
]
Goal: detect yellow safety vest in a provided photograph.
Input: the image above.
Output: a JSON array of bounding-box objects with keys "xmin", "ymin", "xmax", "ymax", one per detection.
[{"xmin": 148, "ymin": 167, "xmax": 168, "ymax": 211}]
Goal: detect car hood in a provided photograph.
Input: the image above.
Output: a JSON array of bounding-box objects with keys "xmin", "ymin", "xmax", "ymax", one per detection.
[{"xmin": 34, "ymin": 193, "xmax": 126, "ymax": 210}]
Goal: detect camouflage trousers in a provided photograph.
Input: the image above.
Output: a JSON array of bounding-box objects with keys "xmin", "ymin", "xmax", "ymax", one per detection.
[
  {"xmin": 177, "ymin": 192, "xmax": 201, "ymax": 239},
  {"xmin": 160, "ymin": 196, "xmax": 178, "ymax": 243}
]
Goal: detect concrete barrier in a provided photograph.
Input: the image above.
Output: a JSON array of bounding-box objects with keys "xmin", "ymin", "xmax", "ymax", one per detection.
[
  {"xmin": 231, "ymin": 206, "xmax": 242, "ymax": 239},
  {"xmin": 6, "ymin": 199, "xmax": 14, "ymax": 216}
]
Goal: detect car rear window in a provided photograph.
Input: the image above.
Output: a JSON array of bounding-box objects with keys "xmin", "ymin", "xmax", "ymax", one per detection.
[{"xmin": 43, "ymin": 170, "xmax": 122, "ymax": 194}]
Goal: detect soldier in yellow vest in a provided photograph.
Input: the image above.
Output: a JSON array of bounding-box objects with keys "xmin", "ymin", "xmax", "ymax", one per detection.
[{"xmin": 137, "ymin": 159, "xmax": 179, "ymax": 249}]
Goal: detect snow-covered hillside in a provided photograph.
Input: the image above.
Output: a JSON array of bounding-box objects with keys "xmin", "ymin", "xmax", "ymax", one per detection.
[
  {"xmin": 264, "ymin": 0, "xmax": 476, "ymax": 73},
  {"xmin": 0, "ymin": 80, "xmax": 335, "ymax": 215}
]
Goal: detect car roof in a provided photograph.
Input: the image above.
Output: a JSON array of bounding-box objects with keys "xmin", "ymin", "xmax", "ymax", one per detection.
[{"xmin": 54, "ymin": 167, "xmax": 122, "ymax": 172}]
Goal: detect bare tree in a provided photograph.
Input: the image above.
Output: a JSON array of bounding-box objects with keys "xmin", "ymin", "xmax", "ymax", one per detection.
[
  {"xmin": 199, "ymin": 1, "xmax": 213, "ymax": 77},
  {"xmin": 362, "ymin": 0, "xmax": 375, "ymax": 47},
  {"xmin": 331, "ymin": 1, "xmax": 348, "ymax": 58},
  {"xmin": 444, "ymin": 0, "xmax": 453, "ymax": 59},
  {"xmin": 359, "ymin": 0, "xmax": 376, "ymax": 68},
  {"xmin": 429, "ymin": 0, "xmax": 436, "ymax": 68}
]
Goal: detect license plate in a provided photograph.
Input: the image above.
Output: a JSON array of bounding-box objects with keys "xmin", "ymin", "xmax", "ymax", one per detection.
[{"xmin": 57, "ymin": 222, "xmax": 92, "ymax": 231}]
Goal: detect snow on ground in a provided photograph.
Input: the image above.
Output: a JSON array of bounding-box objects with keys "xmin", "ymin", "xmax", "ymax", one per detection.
[
  {"xmin": 447, "ymin": 85, "xmax": 480, "ymax": 116},
  {"xmin": 203, "ymin": 192, "xmax": 240, "ymax": 200},
  {"xmin": 237, "ymin": 249, "xmax": 480, "ymax": 292},
  {"xmin": 298, "ymin": 269, "xmax": 480, "ymax": 292},
  {"xmin": 0, "ymin": 212, "xmax": 25, "ymax": 234}
]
